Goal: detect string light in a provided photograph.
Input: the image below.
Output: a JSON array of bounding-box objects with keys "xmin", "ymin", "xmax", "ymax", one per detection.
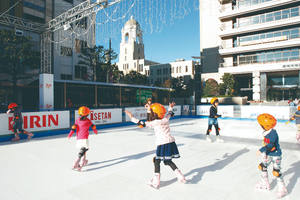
[{"xmin": 49, "ymin": 0, "xmax": 199, "ymax": 49}]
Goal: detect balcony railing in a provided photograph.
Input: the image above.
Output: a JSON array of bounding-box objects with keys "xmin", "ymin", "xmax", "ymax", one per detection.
[
  {"xmin": 220, "ymin": 7, "xmax": 299, "ymax": 31},
  {"xmin": 233, "ymin": 0, "xmax": 274, "ymax": 10},
  {"xmin": 220, "ymin": 55, "xmax": 300, "ymax": 68},
  {"xmin": 220, "ymin": 32, "xmax": 299, "ymax": 49}
]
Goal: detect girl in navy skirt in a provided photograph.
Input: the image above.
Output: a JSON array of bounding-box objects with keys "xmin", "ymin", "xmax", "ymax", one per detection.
[{"xmin": 125, "ymin": 102, "xmax": 186, "ymax": 189}]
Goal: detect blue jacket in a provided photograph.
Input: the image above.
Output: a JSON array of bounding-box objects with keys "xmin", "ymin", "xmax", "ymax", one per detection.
[
  {"xmin": 259, "ymin": 129, "xmax": 282, "ymax": 157},
  {"xmin": 290, "ymin": 110, "xmax": 300, "ymax": 124}
]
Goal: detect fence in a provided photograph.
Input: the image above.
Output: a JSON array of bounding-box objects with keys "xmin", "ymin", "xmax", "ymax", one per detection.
[{"xmin": 0, "ymin": 105, "xmax": 297, "ymax": 139}]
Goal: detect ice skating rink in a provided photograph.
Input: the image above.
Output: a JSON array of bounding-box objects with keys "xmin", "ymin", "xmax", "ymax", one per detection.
[{"xmin": 1, "ymin": 117, "xmax": 300, "ymax": 200}]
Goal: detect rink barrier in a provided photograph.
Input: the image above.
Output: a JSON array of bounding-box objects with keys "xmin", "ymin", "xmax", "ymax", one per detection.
[{"xmin": 0, "ymin": 104, "xmax": 297, "ymax": 143}]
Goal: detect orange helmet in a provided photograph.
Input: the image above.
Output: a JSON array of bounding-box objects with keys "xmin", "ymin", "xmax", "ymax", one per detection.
[
  {"xmin": 298, "ymin": 106, "xmax": 300, "ymax": 111},
  {"xmin": 8, "ymin": 103, "xmax": 17, "ymax": 109},
  {"xmin": 151, "ymin": 103, "xmax": 166, "ymax": 119},
  {"xmin": 78, "ymin": 106, "xmax": 90, "ymax": 116},
  {"xmin": 257, "ymin": 113, "xmax": 277, "ymax": 131},
  {"xmin": 210, "ymin": 97, "xmax": 218, "ymax": 105},
  {"xmin": 147, "ymin": 98, "xmax": 152, "ymax": 102}
]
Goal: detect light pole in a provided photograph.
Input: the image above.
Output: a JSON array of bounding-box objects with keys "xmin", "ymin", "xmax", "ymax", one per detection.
[{"xmin": 192, "ymin": 56, "xmax": 205, "ymax": 115}]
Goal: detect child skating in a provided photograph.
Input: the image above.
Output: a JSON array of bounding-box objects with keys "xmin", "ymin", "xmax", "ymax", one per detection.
[
  {"xmin": 145, "ymin": 98, "xmax": 153, "ymax": 122},
  {"xmin": 7, "ymin": 103, "xmax": 34, "ymax": 141},
  {"xmin": 68, "ymin": 106, "xmax": 98, "ymax": 171},
  {"xmin": 255, "ymin": 113, "xmax": 287, "ymax": 198},
  {"xmin": 125, "ymin": 102, "xmax": 186, "ymax": 189},
  {"xmin": 206, "ymin": 97, "xmax": 224, "ymax": 143},
  {"xmin": 285, "ymin": 105, "xmax": 300, "ymax": 142}
]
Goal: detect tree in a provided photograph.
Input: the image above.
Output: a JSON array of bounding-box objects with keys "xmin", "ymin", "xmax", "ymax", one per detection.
[
  {"xmin": 0, "ymin": 29, "xmax": 40, "ymax": 102},
  {"xmin": 219, "ymin": 73, "xmax": 235, "ymax": 95},
  {"xmin": 77, "ymin": 45, "xmax": 118, "ymax": 82},
  {"xmin": 203, "ymin": 78, "xmax": 219, "ymax": 97},
  {"xmin": 123, "ymin": 70, "xmax": 147, "ymax": 85},
  {"xmin": 164, "ymin": 79, "xmax": 172, "ymax": 88}
]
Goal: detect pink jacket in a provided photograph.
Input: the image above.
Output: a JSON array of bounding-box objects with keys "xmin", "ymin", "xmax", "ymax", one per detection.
[{"xmin": 68, "ymin": 118, "xmax": 93, "ymax": 140}]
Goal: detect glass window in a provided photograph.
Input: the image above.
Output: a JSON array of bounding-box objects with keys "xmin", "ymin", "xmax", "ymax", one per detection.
[
  {"xmin": 163, "ymin": 68, "xmax": 165, "ymax": 74},
  {"xmin": 239, "ymin": 56, "xmax": 246, "ymax": 64},
  {"xmin": 283, "ymin": 51, "xmax": 290, "ymax": 60},
  {"xmin": 274, "ymin": 51, "xmax": 282, "ymax": 61},
  {"xmin": 291, "ymin": 29, "xmax": 299, "ymax": 38},
  {"xmin": 291, "ymin": 50, "xmax": 299, "ymax": 60},
  {"xmin": 274, "ymin": 31, "xmax": 281, "ymax": 37},
  {"xmin": 266, "ymin": 13, "xmax": 273, "ymax": 22},
  {"xmin": 282, "ymin": 9, "xmax": 290, "ymax": 19},
  {"xmin": 291, "ymin": 7, "xmax": 299, "ymax": 17},
  {"xmin": 266, "ymin": 53, "xmax": 274, "ymax": 62},
  {"xmin": 260, "ymin": 14, "xmax": 265, "ymax": 23},
  {"xmin": 274, "ymin": 11, "xmax": 281, "ymax": 20},
  {"xmin": 260, "ymin": 54, "xmax": 266, "ymax": 63},
  {"xmin": 260, "ymin": 34, "xmax": 266, "ymax": 39},
  {"xmin": 282, "ymin": 30, "xmax": 290, "ymax": 37},
  {"xmin": 239, "ymin": 37, "xmax": 245, "ymax": 43},
  {"xmin": 253, "ymin": 34, "xmax": 259, "ymax": 40},
  {"xmin": 266, "ymin": 32, "xmax": 273, "ymax": 38},
  {"xmin": 252, "ymin": 16, "xmax": 260, "ymax": 25}
]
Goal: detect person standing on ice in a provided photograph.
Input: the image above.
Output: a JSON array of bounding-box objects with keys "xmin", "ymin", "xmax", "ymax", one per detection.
[
  {"xmin": 144, "ymin": 98, "xmax": 153, "ymax": 122},
  {"xmin": 125, "ymin": 102, "xmax": 187, "ymax": 189},
  {"xmin": 255, "ymin": 113, "xmax": 287, "ymax": 198},
  {"xmin": 206, "ymin": 97, "xmax": 224, "ymax": 143},
  {"xmin": 285, "ymin": 105, "xmax": 300, "ymax": 142},
  {"xmin": 68, "ymin": 106, "xmax": 98, "ymax": 172},
  {"xmin": 7, "ymin": 103, "xmax": 34, "ymax": 141}
]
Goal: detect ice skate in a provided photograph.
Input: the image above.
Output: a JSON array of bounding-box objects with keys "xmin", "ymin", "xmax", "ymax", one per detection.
[
  {"xmin": 80, "ymin": 155, "xmax": 88, "ymax": 167},
  {"xmin": 174, "ymin": 169, "xmax": 187, "ymax": 184},
  {"xmin": 11, "ymin": 134, "xmax": 20, "ymax": 142},
  {"xmin": 27, "ymin": 132, "xmax": 34, "ymax": 140},
  {"xmin": 276, "ymin": 182, "xmax": 287, "ymax": 198},
  {"xmin": 206, "ymin": 135, "xmax": 212, "ymax": 143},
  {"xmin": 255, "ymin": 178, "xmax": 270, "ymax": 190},
  {"xmin": 148, "ymin": 173, "xmax": 160, "ymax": 189},
  {"xmin": 216, "ymin": 135, "xmax": 224, "ymax": 143},
  {"xmin": 72, "ymin": 158, "xmax": 82, "ymax": 172}
]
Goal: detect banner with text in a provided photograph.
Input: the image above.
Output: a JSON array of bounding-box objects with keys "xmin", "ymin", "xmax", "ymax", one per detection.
[
  {"xmin": 196, "ymin": 105, "xmax": 234, "ymax": 117},
  {"xmin": 75, "ymin": 108, "xmax": 122, "ymax": 125},
  {"xmin": 241, "ymin": 106, "xmax": 289, "ymax": 120},
  {"xmin": 0, "ymin": 111, "xmax": 70, "ymax": 136}
]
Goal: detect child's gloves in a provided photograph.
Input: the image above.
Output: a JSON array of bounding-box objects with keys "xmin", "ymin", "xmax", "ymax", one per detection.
[{"xmin": 93, "ymin": 129, "xmax": 98, "ymax": 134}]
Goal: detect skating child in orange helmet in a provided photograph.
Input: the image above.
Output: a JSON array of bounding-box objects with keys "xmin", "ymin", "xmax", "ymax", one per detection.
[
  {"xmin": 125, "ymin": 102, "xmax": 186, "ymax": 189},
  {"xmin": 68, "ymin": 106, "xmax": 98, "ymax": 171},
  {"xmin": 255, "ymin": 113, "xmax": 287, "ymax": 198}
]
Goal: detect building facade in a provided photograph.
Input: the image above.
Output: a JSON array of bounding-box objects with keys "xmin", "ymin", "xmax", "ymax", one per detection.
[
  {"xmin": 200, "ymin": 0, "xmax": 300, "ymax": 101},
  {"xmin": 117, "ymin": 16, "xmax": 195, "ymax": 86}
]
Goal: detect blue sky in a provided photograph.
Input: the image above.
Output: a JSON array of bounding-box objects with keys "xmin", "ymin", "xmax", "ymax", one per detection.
[{"xmin": 95, "ymin": 0, "xmax": 200, "ymax": 64}]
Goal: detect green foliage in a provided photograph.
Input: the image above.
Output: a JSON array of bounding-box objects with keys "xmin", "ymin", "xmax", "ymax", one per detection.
[
  {"xmin": 0, "ymin": 29, "xmax": 40, "ymax": 101},
  {"xmin": 219, "ymin": 73, "xmax": 235, "ymax": 95},
  {"xmin": 203, "ymin": 78, "xmax": 219, "ymax": 97},
  {"xmin": 77, "ymin": 45, "xmax": 118, "ymax": 82},
  {"xmin": 123, "ymin": 70, "xmax": 147, "ymax": 85}
]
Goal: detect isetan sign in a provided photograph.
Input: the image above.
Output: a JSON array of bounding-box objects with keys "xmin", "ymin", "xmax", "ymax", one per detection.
[
  {"xmin": 75, "ymin": 108, "xmax": 122, "ymax": 125},
  {"xmin": 0, "ymin": 111, "xmax": 70, "ymax": 136}
]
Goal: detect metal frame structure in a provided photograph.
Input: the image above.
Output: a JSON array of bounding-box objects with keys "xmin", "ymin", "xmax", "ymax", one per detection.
[{"xmin": 0, "ymin": 0, "xmax": 123, "ymax": 74}]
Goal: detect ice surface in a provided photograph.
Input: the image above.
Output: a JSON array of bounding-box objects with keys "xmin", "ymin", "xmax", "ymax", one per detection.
[{"xmin": 0, "ymin": 118, "xmax": 299, "ymax": 200}]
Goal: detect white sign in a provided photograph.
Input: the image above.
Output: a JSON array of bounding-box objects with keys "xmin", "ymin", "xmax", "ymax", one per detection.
[
  {"xmin": 241, "ymin": 106, "xmax": 289, "ymax": 120},
  {"xmin": 164, "ymin": 105, "xmax": 182, "ymax": 116},
  {"xmin": 125, "ymin": 105, "xmax": 181, "ymax": 122},
  {"xmin": 197, "ymin": 105, "xmax": 234, "ymax": 117},
  {"xmin": 0, "ymin": 111, "xmax": 70, "ymax": 136},
  {"xmin": 75, "ymin": 108, "xmax": 122, "ymax": 125},
  {"xmin": 125, "ymin": 107, "xmax": 147, "ymax": 122},
  {"xmin": 39, "ymin": 74, "xmax": 54, "ymax": 110}
]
